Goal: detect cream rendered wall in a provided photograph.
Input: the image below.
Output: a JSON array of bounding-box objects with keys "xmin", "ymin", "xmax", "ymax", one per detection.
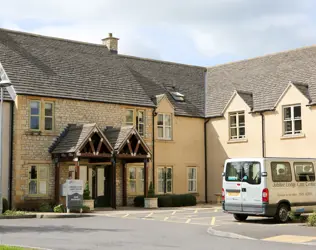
[
  {"xmin": 265, "ymin": 85, "xmax": 313, "ymax": 157},
  {"xmin": 154, "ymin": 97, "xmax": 205, "ymax": 202},
  {"xmin": 207, "ymin": 94, "xmax": 262, "ymax": 203},
  {"xmin": 2, "ymin": 102, "xmax": 11, "ymax": 201}
]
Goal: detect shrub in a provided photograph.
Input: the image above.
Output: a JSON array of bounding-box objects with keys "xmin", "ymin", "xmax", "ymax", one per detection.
[
  {"xmin": 3, "ymin": 210, "xmax": 27, "ymax": 216},
  {"xmin": 307, "ymin": 213, "xmax": 316, "ymax": 226},
  {"xmin": 83, "ymin": 182, "xmax": 91, "ymax": 200},
  {"xmin": 39, "ymin": 202, "xmax": 52, "ymax": 212},
  {"xmin": 81, "ymin": 205, "xmax": 90, "ymax": 213},
  {"xmin": 2, "ymin": 198, "xmax": 9, "ymax": 213},
  {"xmin": 134, "ymin": 194, "xmax": 197, "ymax": 207},
  {"xmin": 147, "ymin": 182, "xmax": 155, "ymax": 198},
  {"xmin": 53, "ymin": 204, "xmax": 65, "ymax": 213},
  {"xmin": 134, "ymin": 196, "xmax": 144, "ymax": 207}
]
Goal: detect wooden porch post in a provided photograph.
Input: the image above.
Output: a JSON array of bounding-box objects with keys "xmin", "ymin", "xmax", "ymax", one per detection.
[
  {"xmin": 111, "ymin": 158, "xmax": 117, "ymax": 209},
  {"xmin": 54, "ymin": 161, "xmax": 60, "ymax": 204},
  {"xmin": 144, "ymin": 159, "xmax": 148, "ymax": 197},
  {"xmin": 74, "ymin": 160, "xmax": 80, "ymax": 179},
  {"xmin": 122, "ymin": 161, "xmax": 127, "ymax": 206}
]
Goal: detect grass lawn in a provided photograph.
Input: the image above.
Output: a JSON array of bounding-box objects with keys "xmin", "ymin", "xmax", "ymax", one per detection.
[{"xmin": 0, "ymin": 245, "xmax": 35, "ymax": 250}]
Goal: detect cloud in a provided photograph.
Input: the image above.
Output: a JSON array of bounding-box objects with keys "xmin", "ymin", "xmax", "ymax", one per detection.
[{"xmin": 0, "ymin": 0, "xmax": 315, "ymax": 65}]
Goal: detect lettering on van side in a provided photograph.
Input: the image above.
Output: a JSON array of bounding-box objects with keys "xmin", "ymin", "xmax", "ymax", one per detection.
[{"xmin": 273, "ymin": 182, "xmax": 316, "ymax": 188}]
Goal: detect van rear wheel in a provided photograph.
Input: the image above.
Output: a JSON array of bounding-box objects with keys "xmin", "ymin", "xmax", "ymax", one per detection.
[
  {"xmin": 274, "ymin": 203, "xmax": 290, "ymax": 223},
  {"xmin": 233, "ymin": 214, "xmax": 248, "ymax": 221}
]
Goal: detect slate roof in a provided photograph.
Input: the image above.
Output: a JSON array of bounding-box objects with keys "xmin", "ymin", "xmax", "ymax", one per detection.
[
  {"xmin": 206, "ymin": 46, "xmax": 316, "ymax": 117},
  {"xmin": 49, "ymin": 123, "xmax": 100, "ymax": 154},
  {"xmin": 292, "ymin": 82, "xmax": 311, "ymax": 102},
  {"xmin": 104, "ymin": 126, "xmax": 134, "ymax": 151},
  {"xmin": 0, "ymin": 28, "xmax": 154, "ymax": 107},
  {"xmin": 0, "ymin": 28, "xmax": 206, "ymax": 117},
  {"xmin": 120, "ymin": 55, "xmax": 206, "ymax": 117},
  {"xmin": 237, "ymin": 91, "xmax": 253, "ymax": 110}
]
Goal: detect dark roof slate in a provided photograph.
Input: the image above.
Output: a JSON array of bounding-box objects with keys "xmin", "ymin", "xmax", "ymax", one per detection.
[
  {"xmin": 50, "ymin": 123, "xmax": 97, "ymax": 154},
  {"xmin": 237, "ymin": 91, "xmax": 253, "ymax": 110},
  {"xmin": 120, "ymin": 55, "xmax": 206, "ymax": 117},
  {"xmin": 206, "ymin": 46, "xmax": 316, "ymax": 117},
  {"xmin": 0, "ymin": 28, "xmax": 154, "ymax": 107},
  {"xmin": 104, "ymin": 126, "xmax": 133, "ymax": 150}
]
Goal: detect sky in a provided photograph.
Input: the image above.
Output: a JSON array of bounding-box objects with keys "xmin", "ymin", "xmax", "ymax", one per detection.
[{"xmin": 1, "ymin": 0, "xmax": 316, "ymax": 66}]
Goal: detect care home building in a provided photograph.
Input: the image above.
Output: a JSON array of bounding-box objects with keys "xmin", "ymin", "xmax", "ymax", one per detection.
[
  {"xmin": 1, "ymin": 27, "xmax": 316, "ymax": 209},
  {"xmin": 0, "ymin": 28, "xmax": 206, "ymax": 209}
]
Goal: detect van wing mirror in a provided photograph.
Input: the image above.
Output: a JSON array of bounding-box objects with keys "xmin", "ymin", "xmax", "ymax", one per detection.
[{"xmin": 222, "ymin": 172, "xmax": 225, "ymax": 177}]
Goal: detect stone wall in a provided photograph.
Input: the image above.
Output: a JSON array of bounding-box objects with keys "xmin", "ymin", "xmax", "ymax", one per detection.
[{"xmin": 12, "ymin": 95, "xmax": 153, "ymax": 208}]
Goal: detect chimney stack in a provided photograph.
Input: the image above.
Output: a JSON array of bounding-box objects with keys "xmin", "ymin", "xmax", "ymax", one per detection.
[{"xmin": 102, "ymin": 33, "xmax": 119, "ymax": 54}]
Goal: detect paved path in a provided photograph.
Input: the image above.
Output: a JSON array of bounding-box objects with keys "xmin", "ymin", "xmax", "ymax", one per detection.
[{"xmin": 96, "ymin": 207, "xmax": 316, "ymax": 245}]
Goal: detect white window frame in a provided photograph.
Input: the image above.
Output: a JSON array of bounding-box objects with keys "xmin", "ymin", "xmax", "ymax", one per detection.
[
  {"xmin": 229, "ymin": 111, "xmax": 245, "ymax": 140},
  {"xmin": 28, "ymin": 165, "xmax": 48, "ymax": 195},
  {"xmin": 128, "ymin": 166, "xmax": 144, "ymax": 195},
  {"xmin": 30, "ymin": 100, "xmax": 41, "ymax": 131},
  {"xmin": 125, "ymin": 109, "xmax": 134, "ymax": 126},
  {"xmin": 187, "ymin": 167, "xmax": 197, "ymax": 193},
  {"xmin": 44, "ymin": 101, "xmax": 54, "ymax": 131},
  {"xmin": 157, "ymin": 113, "xmax": 172, "ymax": 140},
  {"xmin": 283, "ymin": 104, "xmax": 302, "ymax": 135},
  {"xmin": 136, "ymin": 110, "xmax": 145, "ymax": 137},
  {"xmin": 157, "ymin": 166, "xmax": 173, "ymax": 194}
]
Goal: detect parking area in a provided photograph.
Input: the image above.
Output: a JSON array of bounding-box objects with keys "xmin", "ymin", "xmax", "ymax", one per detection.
[{"xmin": 98, "ymin": 207, "xmax": 316, "ymax": 245}]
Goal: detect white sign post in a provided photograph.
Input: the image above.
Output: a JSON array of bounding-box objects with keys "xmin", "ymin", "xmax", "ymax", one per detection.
[{"xmin": 65, "ymin": 179, "xmax": 84, "ymax": 213}]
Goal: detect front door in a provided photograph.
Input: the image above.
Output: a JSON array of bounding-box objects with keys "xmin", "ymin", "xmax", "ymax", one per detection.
[{"xmin": 103, "ymin": 165, "xmax": 112, "ymax": 207}]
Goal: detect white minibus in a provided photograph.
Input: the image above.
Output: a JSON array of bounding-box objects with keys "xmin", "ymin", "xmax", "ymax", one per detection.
[{"xmin": 222, "ymin": 157, "xmax": 316, "ymax": 223}]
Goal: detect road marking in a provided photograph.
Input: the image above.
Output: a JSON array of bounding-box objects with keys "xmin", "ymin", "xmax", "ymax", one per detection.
[
  {"xmin": 194, "ymin": 209, "xmax": 198, "ymax": 214},
  {"xmin": 186, "ymin": 219, "xmax": 191, "ymax": 224},
  {"xmin": 211, "ymin": 217, "xmax": 216, "ymax": 226},
  {"xmin": 263, "ymin": 235, "xmax": 316, "ymax": 243},
  {"xmin": 145, "ymin": 212, "xmax": 153, "ymax": 218},
  {"xmin": 122, "ymin": 214, "xmax": 129, "ymax": 218},
  {"xmin": 164, "ymin": 217, "xmax": 169, "ymax": 221},
  {"xmin": 172, "ymin": 211, "xmax": 176, "ymax": 215},
  {"xmin": 215, "ymin": 209, "xmax": 218, "ymax": 212}
]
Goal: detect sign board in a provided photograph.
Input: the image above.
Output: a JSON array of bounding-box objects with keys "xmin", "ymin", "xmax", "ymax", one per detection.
[{"xmin": 65, "ymin": 179, "xmax": 83, "ymax": 210}]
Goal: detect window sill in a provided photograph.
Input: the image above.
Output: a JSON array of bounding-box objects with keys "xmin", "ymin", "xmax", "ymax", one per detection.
[
  {"xmin": 280, "ymin": 133, "xmax": 305, "ymax": 140},
  {"xmin": 155, "ymin": 139, "xmax": 175, "ymax": 143},
  {"xmin": 25, "ymin": 130, "xmax": 58, "ymax": 136},
  {"xmin": 227, "ymin": 138, "xmax": 248, "ymax": 144}
]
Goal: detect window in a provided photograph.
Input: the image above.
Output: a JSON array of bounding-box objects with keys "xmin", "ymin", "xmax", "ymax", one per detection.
[
  {"xmin": 157, "ymin": 113, "xmax": 172, "ymax": 140},
  {"xmin": 188, "ymin": 167, "xmax": 197, "ymax": 192},
  {"xmin": 225, "ymin": 161, "xmax": 261, "ymax": 184},
  {"xmin": 136, "ymin": 110, "xmax": 145, "ymax": 136},
  {"xmin": 45, "ymin": 102, "xmax": 53, "ymax": 131},
  {"xmin": 283, "ymin": 105, "xmax": 302, "ymax": 135},
  {"xmin": 170, "ymin": 91, "xmax": 185, "ymax": 102},
  {"xmin": 128, "ymin": 167, "xmax": 144, "ymax": 195},
  {"xmin": 30, "ymin": 101, "xmax": 40, "ymax": 130},
  {"xmin": 29, "ymin": 100, "xmax": 54, "ymax": 131},
  {"xmin": 28, "ymin": 165, "xmax": 48, "ymax": 195},
  {"xmin": 125, "ymin": 109, "xmax": 134, "ymax": 126},
  {"xmin": 271, "ymin": 162, "xmax": 292, "ymax": 182},
  {"xmin": 294, "ymin": 162, "xmax": 315, "ymax": 182},
  {"xmin": 157, "ymin": 167, "xmax": 173, "ymax": 194},
  {"xmin": 125, "ymin": 109, "xmax": 146, "ymax": 136},
  {"xmin": 229, "ymin": 111, "xmax": 245, "ymax": 140}
]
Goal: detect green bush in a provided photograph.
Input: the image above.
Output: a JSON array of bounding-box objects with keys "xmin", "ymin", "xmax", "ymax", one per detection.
[
  {"xmin": 2, "ymin": 197, "xmax": 9, "ymax": 213},
  {"xmin": 3, "ymin": 210, "xmax": 26, "ymax": 216},
  {"xmin": 307, "ymin": 213, "xmax": 316, "ymax": 226},
  {"xmin": 53, "ymin": 204, "xmax": 65, "ymax": 213},
  {"xmin": 83, "ymin": 182, "xmax": 91, "ymax": 200},
  {"xmin": 82, "ymin": 205, "xmax": 90, "ymax": 213},
  {"xmin": 39, "ymin": 202, "xmax": 52, "ymax": 212},
  {"xmin": 134, "ymin": 194, "xmax": 197, "ymax": 207}
]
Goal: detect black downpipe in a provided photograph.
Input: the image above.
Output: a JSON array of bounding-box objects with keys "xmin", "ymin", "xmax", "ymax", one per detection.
[
  {"xmin": 8, "ymin": 102, "xmax": 14, "ymax": 209},
  {"xmin": 152, "ymin": 108, "xmax": 157, "ymax": 188},
  {"xmin": 204, "ymin": 118, "xmax": 210, "ymax": 203},
  {"xmin": 261, "ymin": 112, "xmax": 266, "ymax": 157}
]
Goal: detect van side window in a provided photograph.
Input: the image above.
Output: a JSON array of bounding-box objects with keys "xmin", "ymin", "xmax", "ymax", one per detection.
[
  {"xmin": 294, "ymin": 162, "xmax": 315, "ymax": 182},
  {"xmin": 271, "ymin": 162, "xmax": 292, "ymax": 182}
]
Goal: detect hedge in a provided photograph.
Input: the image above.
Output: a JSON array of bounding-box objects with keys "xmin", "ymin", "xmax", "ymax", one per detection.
[{"xmin": 134, "ymin": 194, "xmax": 197, "ymax": 207}]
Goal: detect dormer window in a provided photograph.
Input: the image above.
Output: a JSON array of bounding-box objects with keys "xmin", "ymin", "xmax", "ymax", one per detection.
[{"xmin": 170, "ymin": 91, "xmax": 185, "ymax": 102}]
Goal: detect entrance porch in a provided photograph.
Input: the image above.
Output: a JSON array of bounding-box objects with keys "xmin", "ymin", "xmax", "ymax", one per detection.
[{"xmin": 49, "ymin": 123, "xmax": 152, "ymax": 209}]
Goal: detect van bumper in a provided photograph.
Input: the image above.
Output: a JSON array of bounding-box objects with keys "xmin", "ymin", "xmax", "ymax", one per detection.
[{"xmin": 222, "ymin": 202, "xmax": 277, "ymax": 217}]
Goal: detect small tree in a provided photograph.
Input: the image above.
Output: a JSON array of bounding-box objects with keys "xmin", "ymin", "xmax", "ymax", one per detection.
[
  {"xmin": 147, "ymin": 182, "xmax": 155, "ymax": 198},
  {"xmin": 83, "ymin": 181, "xmax": 91, "ymax": 200}
]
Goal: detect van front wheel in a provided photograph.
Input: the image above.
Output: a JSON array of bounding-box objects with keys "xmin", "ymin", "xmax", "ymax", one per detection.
[
  {"xmin": 274, "ymin": 203, "xmax": 290, "ymax": 223},
  {"xmin": 233, "ymin": 214, "xmax": 248, "ymax": 221}
]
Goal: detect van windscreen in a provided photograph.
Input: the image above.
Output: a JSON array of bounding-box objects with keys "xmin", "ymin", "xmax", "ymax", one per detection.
[{"xmin": 225, "ymin": 161, "xmax": 261, "ymax": 184}]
